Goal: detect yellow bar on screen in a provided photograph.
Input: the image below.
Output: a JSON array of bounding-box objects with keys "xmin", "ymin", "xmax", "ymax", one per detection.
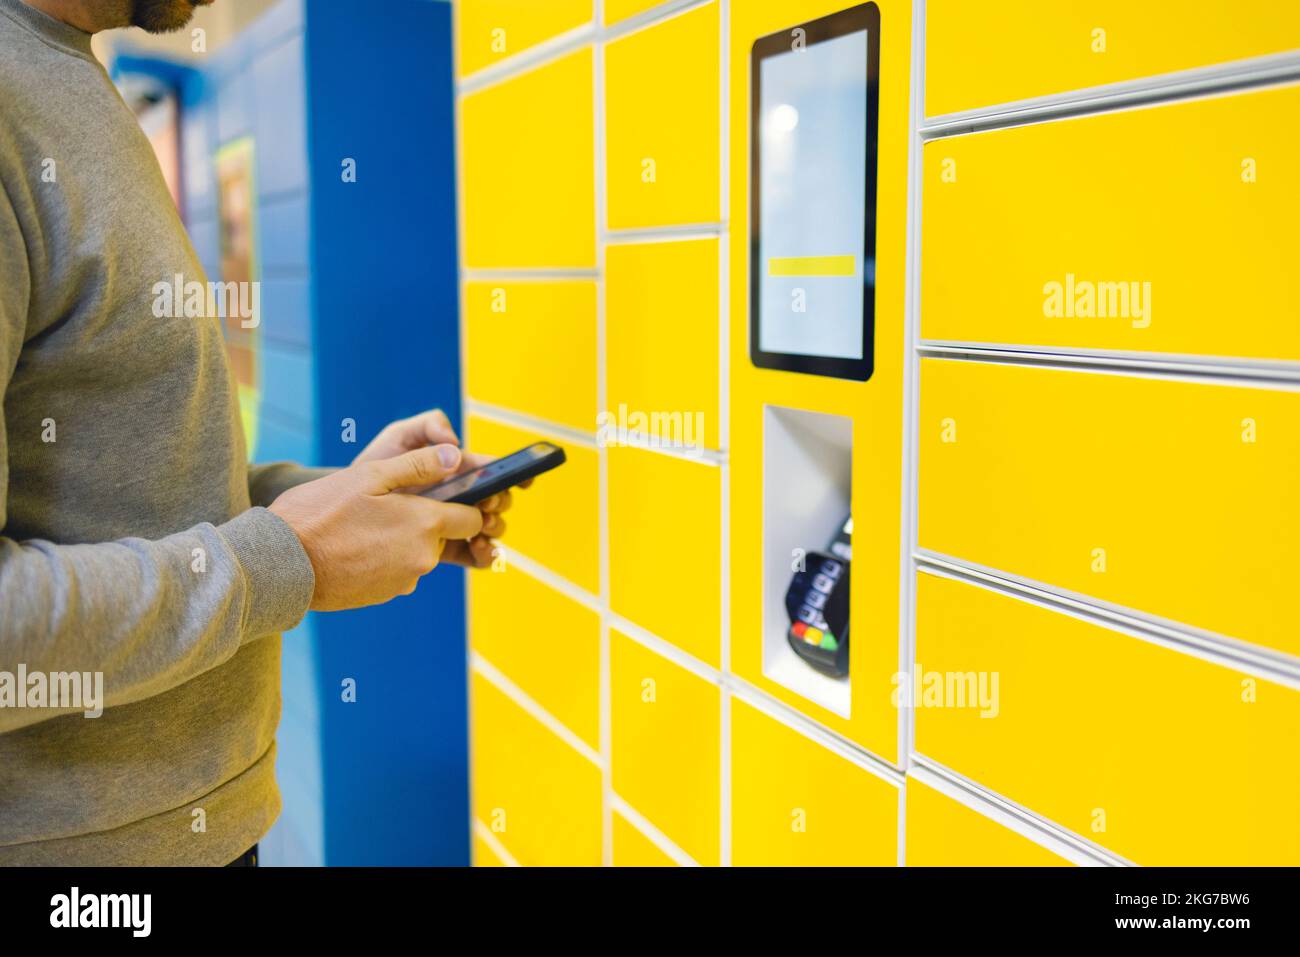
[{"xmin": 767, "ymin": 255, "xmax": 856, "ymax": 277}]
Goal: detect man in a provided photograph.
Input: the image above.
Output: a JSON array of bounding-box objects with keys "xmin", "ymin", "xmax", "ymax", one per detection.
[{"xmin": 0, "ymin": 0, "xmax": 512, "ymax": 864}]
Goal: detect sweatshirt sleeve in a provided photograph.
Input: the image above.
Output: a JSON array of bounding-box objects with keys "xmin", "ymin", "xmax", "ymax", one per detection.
[{"xmin": 0, "ymin": 170, "xmax": 316, "ymax": 734}]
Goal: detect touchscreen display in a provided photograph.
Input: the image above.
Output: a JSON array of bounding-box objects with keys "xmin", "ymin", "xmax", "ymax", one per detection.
[{"xmin": 751, "ymin": 5, "xmax": 878, "ymax": 381}]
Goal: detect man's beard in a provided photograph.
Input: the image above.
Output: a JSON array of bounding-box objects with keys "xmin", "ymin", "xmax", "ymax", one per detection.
[{"xmin": 130, "ymin": 0, "xmax": 202, "ymax": 34}]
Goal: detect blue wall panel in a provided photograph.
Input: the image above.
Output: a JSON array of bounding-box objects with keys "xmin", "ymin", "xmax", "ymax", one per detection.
[
  {"xmin": 258, "ymin": 195, "xmax": 311, "ymax": 273},
  {"xmin": 256, "ymin": 413, "xmax": 314, "ymax": 465},
  {"xmin": 214, "ymin": 43, "xmax": 254, "ymax": 145},
  {"xmin": 260, "ymin": 277, "xmax": 313, "ymax": 349},
  {"xmin": 180, "ymin": 84, "xmax": 216, "ymax": 220},
  {"xmin": 249, "ymin": 0, "xmax": 303, "ymax": 54},
  {"xmin": 162, "ymin": 0, "xmax": 465, "ymax": 867},
  {"xmin": 260, "ymin": 344, "xmax": 314, "ymax": 428},
  {"xmin": 304, "ymin": 0, "xmax": 468, "ymax": 866},
  {"xmin": 251, "ymin": 34, "xmax": 309, "ymax": 199},
  {"xmin": 265, "ymin": 617, "xmax": 326, "ymax": 867},
  {"xmin": 186, "ymin": 212, "xmax": 220, "ymax": 278}
]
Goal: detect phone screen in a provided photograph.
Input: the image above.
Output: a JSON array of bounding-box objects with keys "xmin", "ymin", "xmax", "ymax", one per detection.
[{"xmin": 423, "ymin": 443, "xmax": 553, "ymax": 502}]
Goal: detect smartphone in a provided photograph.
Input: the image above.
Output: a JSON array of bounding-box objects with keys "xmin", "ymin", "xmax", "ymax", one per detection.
[{"xmin": 419, "ymin": 441, "xmax": 566, "ymax": 506}]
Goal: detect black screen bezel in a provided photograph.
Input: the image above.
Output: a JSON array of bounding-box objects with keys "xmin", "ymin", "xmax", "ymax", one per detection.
[{"xmin": 749, "ymin": 2, "xmax": 881, "ymax": 383}]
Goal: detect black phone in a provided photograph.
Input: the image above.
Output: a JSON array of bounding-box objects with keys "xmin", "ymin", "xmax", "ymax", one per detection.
[{"xmin": 419, "ymin": 441, "xmax": 566, "ymax": 506}]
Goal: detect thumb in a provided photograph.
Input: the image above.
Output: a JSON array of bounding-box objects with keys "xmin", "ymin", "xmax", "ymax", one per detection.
[{"xmin": 366, "ymin": 444, "xmax": 462, "ymax": 493}]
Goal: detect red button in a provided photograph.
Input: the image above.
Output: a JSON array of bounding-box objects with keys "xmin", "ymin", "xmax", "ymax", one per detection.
[{"xmin": 792, "ymin": 621, "xmax": 807, "ymax": 638}]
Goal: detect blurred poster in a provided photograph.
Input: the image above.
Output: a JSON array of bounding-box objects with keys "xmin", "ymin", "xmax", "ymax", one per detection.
[{"xmin": 216, "ymin": 138, "xmax": 262, "ymax": 457}]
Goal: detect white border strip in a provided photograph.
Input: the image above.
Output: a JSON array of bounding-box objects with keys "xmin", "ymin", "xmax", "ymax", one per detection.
[
  {"xmin": 466, "ymin": 399, "xmax": 599, "ymax": 449},
  {"xmin": 610, "ymin": 793, "xmax": 701, "ymax": 866},
  {"xmin": 472, "ymin": 651, "xmax": 604, "ymax": 767},
  {"xmin": 609, "ymin": 613, "xmax": 722, "ymax": 687},
  {"xmin": 604, "ymin": 0, "xmax": 713, "ymax": 43},
  {"xmin": 466, "ymin": 399, "xmax": 728, "ymax": 467},
  {"xmin": 915, "ymin": 553, "xmax": 1300, "ymax": 690},
  {"xmin": 728, "ymin": 678, "xmax": 904, "ymax": 788},
  {"xmin": 503, "ymin": 545, "xmax": 601, "ymax": 613},
  {"xmin": 922, "ymin": 49, "xmax": 1300, "ymax": 137},
  {"xmin": 459, "ymin": 21, "xmax": 599, "ymax": 96},
  {"xmin": 472, "ymin": 817, "xmax": 522, "ymax": 867},
  {"xmin": 593, "ymin": 5, "xmax": 614, "ymax": 867},
  {"xmin": 457, "ymin": 0, "xmax": 718, "ymax": 97},
  {"xmin": 896, "ymin": 0, "xmax": 929, "ymax": 868},
  {"xmin": 919, "ymin": 342, "xmax": 1300, "ymax": 388},
  {"xmin": 908, "ymin": 758, "xmax": 1131, "ymax": 867},
  {"xmin": 463, "ymin": 268, "xmax": 600, "ymax": 281},
  {"xmin": 716, "ymin": 0, "xmax": 732, "ymax": 868},
  {"xmin": 603, "ymin": 223, "xmax": 725, "ymax": 243}
]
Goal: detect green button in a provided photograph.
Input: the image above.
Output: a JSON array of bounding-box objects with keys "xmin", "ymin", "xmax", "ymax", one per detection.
[{"xmin": 819, "ymin": 634, "xmax": 838, "ymax": 651}]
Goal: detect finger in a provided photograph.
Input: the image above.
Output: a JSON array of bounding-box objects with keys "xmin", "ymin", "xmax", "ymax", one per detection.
[
  {"xmin": 481, "ymin": 513, "xmax": 505, "ymax": 538},
  {"xmin": 456, "ymin": 451, "xmax": 495, "ymax": 474},
  {"xmin": 434, "ymin": 501, "xmax": 485, "ymax": 541},
  {"xmin": 420, "ymin": 409, "xmax": 459, "ymax": 447},
  {"xmin": 382, "ymin": 410, "xmax": 458, "ymax": 453},
  {"xmin": 367, "ymin": 444, "xmax": 461, "ymax": 493},
  {"xmin": 443, "ymin": 536, "xmax": 494, "ymax": 569},
  {"xmin": 469, "ymin": 535, "xmax": 496, "ymax": 567},
  {"xmin": 440, "ymin": 539, "xmax": 470, "ymax": 567},
  {"xmin": 478, "ymin": 490, "xmax": 512, "ymax": 514}
]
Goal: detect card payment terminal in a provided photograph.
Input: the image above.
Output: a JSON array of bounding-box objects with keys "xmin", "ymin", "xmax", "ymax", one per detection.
[{"xmin": 784, "ymin": 516, "xmax": 851, "ymax": 677}]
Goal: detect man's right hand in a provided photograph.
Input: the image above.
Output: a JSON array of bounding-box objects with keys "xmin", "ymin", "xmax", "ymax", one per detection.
[{"xmin": 268, "ymin": 444, "xmax": 483, "ymax": 611}]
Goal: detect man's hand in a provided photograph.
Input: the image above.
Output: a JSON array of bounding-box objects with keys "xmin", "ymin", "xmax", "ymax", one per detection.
[
  {"xmin": 349, "ymin": 408, "xmax": 528, "ymax": 570},
  {"xmin": 351, "ymin": 408, "xmax": 459, "ymax": 465},
  {"xmin": 440, "ymin": 487, "xmax": 512, "ymax": 569},
  {"xmin": 269, "ymin": 445, "xmax": 483, "ymax": 611}
]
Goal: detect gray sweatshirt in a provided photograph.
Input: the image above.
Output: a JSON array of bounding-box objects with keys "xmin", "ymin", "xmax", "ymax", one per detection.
[{"xmin": 0, "ymin": 0, "xmax": 323, "ymax": 865}]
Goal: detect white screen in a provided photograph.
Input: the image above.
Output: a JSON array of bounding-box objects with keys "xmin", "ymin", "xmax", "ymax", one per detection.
[{"xmin": 758, "ymin": 30, "xmax": 870, "ymax": 360}]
